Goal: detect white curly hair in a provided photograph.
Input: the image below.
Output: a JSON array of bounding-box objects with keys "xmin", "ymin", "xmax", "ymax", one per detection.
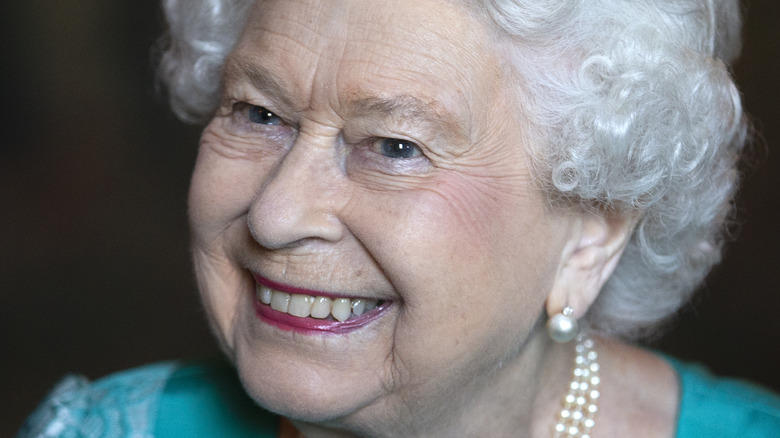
[{"xmin": 157, "ymin": 0, "xmax": 747, "ymax": 340}]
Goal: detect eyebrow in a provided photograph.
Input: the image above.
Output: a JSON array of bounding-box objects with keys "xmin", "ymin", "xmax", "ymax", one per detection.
[
  {"xmin": 222, "ymin": 57, "xmax": 299, "ymax": 110},
  {"xmin": 222, "ymin": 57, "xmax": 471, "ymax": 148},
  {"xmin": 345, "ymin": 94, "xmax": 469, "ymax": 145}
]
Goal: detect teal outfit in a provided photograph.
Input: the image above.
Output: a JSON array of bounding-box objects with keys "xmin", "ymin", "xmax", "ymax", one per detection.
[
  {"xmin": 18, "ymin": 357, "xmax": 780, "ymax": 437},
  {"xmin": 668, "ymin": 358, "xmax": 780, "ymax": 437},
  {"xmin": 17, "ymin": 360, "xmax": 279, "ymax": 438}
]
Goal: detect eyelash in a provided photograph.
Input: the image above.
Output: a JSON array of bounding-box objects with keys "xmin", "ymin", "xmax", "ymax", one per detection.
[
  {"xmin": 229, "ymin": 103, "xmax": 284, "ymax": 125},
  {"xmin": 227, "ymin": 102, "xmax": 427, "ymax": 164},
  {"xmin": 369, "ymin": 138, "xmax": 424, "ymax": 160},
  {"xmin": 223, "ymin": 102, "xmax": 292, "ymax": 138},
  {"xmin": 245, "ymin": 105, "xmax": 284, "ymax": 125}
]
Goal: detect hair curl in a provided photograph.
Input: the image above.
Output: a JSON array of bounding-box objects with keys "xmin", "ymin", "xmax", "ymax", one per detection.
[{"xmin": 157, "ymin": 0, "xmax": 747, "ymax": 340}]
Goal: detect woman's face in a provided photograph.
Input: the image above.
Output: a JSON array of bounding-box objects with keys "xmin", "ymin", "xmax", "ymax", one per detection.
[{"xmin": 189, "ymin": 0, "xmax": 575, "ymax": 432}]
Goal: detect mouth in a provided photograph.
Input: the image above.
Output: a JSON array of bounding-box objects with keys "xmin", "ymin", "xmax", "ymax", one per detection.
[{"xmin": 252, "ymin": 273, "xmax": 391, "ymax": 334}]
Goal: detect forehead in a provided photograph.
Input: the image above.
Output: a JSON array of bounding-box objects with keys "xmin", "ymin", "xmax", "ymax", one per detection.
[{"xmin": 227, "ymin": 0, "xmax": 506, "ymax": 126}]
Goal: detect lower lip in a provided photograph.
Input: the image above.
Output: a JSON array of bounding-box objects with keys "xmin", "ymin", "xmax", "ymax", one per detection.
[{"xmin": 254, "ymin": 298, "xmax": 391, "ymax": 335}]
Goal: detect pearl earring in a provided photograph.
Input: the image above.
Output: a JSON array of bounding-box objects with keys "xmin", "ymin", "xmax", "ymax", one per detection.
[{"xmin": 547, "ymin": 306, "xmax": 578, "ymax": 343}]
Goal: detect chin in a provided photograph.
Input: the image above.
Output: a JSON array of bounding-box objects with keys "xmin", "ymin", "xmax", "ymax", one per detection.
[{"xmin": 231, "ymin": 330, "xmax": 392, "ymax": 426}]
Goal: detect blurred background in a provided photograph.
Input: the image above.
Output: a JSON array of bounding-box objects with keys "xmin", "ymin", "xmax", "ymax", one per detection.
[{"xmin": 1, "ymin": 0, "xmax": 778, "ymax": 435}]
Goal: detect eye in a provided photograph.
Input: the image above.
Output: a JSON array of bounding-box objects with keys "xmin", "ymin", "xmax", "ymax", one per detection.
[
  {"xmin": 247, "ymin": 105, "xmax": 283, "ymax": 125},
  {"xmin": 371, "ymin": 138, "xmax": 423, "ymax": 159}
]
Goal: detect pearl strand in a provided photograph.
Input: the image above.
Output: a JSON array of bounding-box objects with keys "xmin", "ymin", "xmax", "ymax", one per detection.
[{"xmin": 553, "ymin": 334, "xmax": 600, "ymax": 438}]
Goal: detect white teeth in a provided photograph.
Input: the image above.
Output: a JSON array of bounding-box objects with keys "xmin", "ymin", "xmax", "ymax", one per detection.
[
  {"xmin": 257, "ymin": 285, "xmax": 381, "ymax": 322},
  {"xmin": 331, "ymin": 298, "xmax": 352, "ymax": 322},
  {"xmin": 270, "ymin": 291, "xmax": 290, "ymax": 312},
  {"xmin": 256, "ymin": 285, "xmax": 272, "ymax": 304},
  {"xmin": 288, "ymin": 294, "xmax": 314, "ymax": 318},
  {"xmin": 311, "ymin": 297, "xmax": 333, "ymax": 319},
  {"xmin": 351, "ymin": 299, "xmax": 366, "ymax": 316}
]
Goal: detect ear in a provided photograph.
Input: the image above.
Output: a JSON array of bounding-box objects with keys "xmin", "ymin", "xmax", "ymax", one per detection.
[{"xmin": 546, "ymin": 212, "xmax": 637, "ymax": 320}]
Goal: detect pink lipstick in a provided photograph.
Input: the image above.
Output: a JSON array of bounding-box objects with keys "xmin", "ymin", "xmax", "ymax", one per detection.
[{"xmin": 252, "ymin": 273, "xmax": 390, "ymax": 335}]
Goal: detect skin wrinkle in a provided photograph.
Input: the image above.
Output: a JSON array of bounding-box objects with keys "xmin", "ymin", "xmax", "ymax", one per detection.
[
  {"xmin": 188, "ymin": 1, "xmax": 630, "ymax": 436},
  {"xmin": 193, "ymin": 247, "xmax": 244, "ymax": 353},
  {"xmin": 239, "ymin": 197, "xmax": 395, "ymax": 297},
  {"xmin": 188, "ymin": 154, "xmax": 251, "ymax": 249},
  {"xmin": 244, "ymin": 250, "xmax": 389, "ymax": 296},
  {"xmin": 161, "ymin": 0, "xmax": 746, "ymax": 339},
  {"xmin": 223, "ymin": 62, "xmax": 473, "ymax": 161},
  {"xmin": 343, "ymin": 94, "xmax": 470, "ymax": 156},
  {"xmin": 227, "ymin": 6, "xmax": 484, "ymax": 160},
  {"xmin": 203, "ymin": 121, "xmax": 289, "ymax": 162},
  {"xmin": 149, "ymin": 0, "xmax": 735, "ymax": 434},
  {"xmin": 244, "ymin": 3, "xmax": 330, "ymax": 61},
  {"xmin": 333, "ymin": 18, "xmax": 482, "ymax": 140},
  {"xmin": 222, "ymin": 60, "xmax": 302, "ymax": 115}
]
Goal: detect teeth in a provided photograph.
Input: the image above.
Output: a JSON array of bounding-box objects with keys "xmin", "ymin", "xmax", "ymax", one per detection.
[
  {"xmin": 351, "ymin": 299, "xmax": 366, "ymax": 316},
  {"xmin": 255, "ymin": 284, "xmax": 381, "ymax": 321},
  {"xmin": 288, "ymin": 294, "xmax": 314, "ymax": 318},
  {"xmin": 270, "ymin": 291, "xmax": 290, "ymax": 313},
  {"xmin": 331, "ymin": 298, "xmax": 352, "ymax": 322},
  {"xmin": 257, "ymin": 286, "xmax": 272, "ymax": 304},
  {"xmin": 311, "ymin": 297, "xmax": 333, "ymax": 319}
]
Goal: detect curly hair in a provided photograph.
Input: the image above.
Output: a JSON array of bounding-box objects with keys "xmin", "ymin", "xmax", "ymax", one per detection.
[{"xmin": 157, "ymin": 0, "xmax": 747, "ymax": 340}]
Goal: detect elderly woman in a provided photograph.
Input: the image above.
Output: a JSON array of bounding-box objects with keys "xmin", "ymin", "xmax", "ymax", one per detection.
[{"xmin": 19, "ymin": 0, "xmax": 780, "ymax": 437}]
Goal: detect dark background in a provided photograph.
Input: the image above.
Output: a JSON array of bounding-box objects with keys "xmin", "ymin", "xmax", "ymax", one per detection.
[{"xmin": 1, "ymin": 1, "xmax": 778, "ymax": 435}]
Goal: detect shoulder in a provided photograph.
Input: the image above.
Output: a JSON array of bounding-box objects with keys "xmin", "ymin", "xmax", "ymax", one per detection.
[
  {"xmin": 599, "ymin": 341, "xmax": 780, "ymax": 438},
  {"xmin": 17, "ymin": 360, "xmax": 280, "ymax": 438},
  {"xmin": 17, "ymin": 361, "xmax": 178, "ymax": 438},
  {"xmin": 667, "ymin": 357, "xmax": 780, "ymax": 438}
]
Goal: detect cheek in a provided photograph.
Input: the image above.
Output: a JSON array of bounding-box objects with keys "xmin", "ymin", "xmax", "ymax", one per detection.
[
  {"xmin": 188, "ymin": 130, "xmax": 280, "ymax": 351},
  {"xmin": 354, "ymin": 170, "xmax": 558, "ymax": 288},
  {"xmin": 188, "ymin": 131, "xmax": 273, "ymax": 242},
  {"xmin": 343, "ymin": 173, "xmax": 562, "ymax": 400},
  {"xmin": 347, "ymin": 170, "xmax": 562, "ymax": 350}
]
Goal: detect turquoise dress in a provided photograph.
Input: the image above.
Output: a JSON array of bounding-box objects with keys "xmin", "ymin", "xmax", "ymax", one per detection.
[
  {"xmin": 17, "ymin": 357, "xmax": 780, "ymax": 437},
  {"xmin": 667, "ymin": 358, "xmax": 780, "ymax": 437},
  {"xmin": 16, "ymin": 360, "xmax": 279, "ymax": 438}
]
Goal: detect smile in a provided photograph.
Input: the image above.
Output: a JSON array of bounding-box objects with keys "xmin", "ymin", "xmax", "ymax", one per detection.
[
  {"xmin": 256, "ymin": 284, "xmax": 382, "ymax": 321},
  {"xmin": 252, "ymin": 273, "xmax": 389, "ymax": 334}
]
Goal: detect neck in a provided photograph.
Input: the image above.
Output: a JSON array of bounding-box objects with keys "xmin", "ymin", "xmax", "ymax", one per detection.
[{"xmin": 454, "ymin": 328, "xmax": 576, "ymax": 438}]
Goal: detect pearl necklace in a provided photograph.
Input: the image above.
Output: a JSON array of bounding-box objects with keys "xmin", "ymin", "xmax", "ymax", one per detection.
[{"xmin": 553, "ymin": 334, "xmax": 600, "ymax": 438}]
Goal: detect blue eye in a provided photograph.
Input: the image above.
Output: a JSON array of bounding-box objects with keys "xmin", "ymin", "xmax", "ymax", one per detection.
[
  {"xmin": 247, "ymin": 105, "xmax": 282, "ymax": 125},
  {"xmin": 373, "ymin": 138, "xmax": 422, "ymax": 159}
]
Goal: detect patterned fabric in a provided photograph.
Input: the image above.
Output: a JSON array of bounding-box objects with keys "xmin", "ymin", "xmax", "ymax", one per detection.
[{"xmin": 17, "ymin": 362, "xmax": 177, "ymax": 438}]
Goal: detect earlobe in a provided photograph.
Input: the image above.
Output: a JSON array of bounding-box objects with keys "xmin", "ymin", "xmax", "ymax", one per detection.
[{"xmin": 546, "ymin": 212, "xmax": 637, "ymax": 320}]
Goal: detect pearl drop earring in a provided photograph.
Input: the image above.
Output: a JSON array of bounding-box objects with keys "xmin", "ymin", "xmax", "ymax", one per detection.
[{"xmin": 547, "ymin": 306, "xmax": 578, "ymax": 343}]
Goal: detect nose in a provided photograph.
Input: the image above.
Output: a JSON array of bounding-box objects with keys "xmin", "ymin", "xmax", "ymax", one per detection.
[{"xmin": 248, "ymin": 134, "xmax": 346, "ymax": 249}]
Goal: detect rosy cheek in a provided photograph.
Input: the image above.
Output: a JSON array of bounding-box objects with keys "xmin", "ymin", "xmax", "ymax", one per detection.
[
  {"xmin": 426, "ymin": 174, "xmax": 531, "ymax": 245},
  {"xmin": 345, "ymin": 175, "xmax": 520, "ymax": 282}
]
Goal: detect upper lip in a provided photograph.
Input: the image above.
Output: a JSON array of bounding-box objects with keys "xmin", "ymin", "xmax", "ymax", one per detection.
[{"xmin": 251, "ymin": 272, "xmax": 392, "ymax": 301}]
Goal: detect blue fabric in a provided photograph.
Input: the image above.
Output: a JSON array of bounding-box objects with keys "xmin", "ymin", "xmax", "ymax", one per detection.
[
  {"xmin": 17, "ymin": 360, "xmax": 278, "ymax": 438},
  {"xmin": 668, "ymin": 358, "xmax": 780, "ymax": 437},
  {"xmin": 16, "ymin": 362, "xmax": 177, "ymax": 438},
  {"xmin": 154, "ymin": 359, "xmax": 278, "ymax": 437},
  {"xmin": 18, "ymin": 356, "xmax": 780, "ymax": 437}
]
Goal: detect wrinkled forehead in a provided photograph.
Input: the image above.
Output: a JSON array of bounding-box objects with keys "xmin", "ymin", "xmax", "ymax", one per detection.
[{"xmin": 227, "ymin": 0, "xmax": 509, "ymax": 125}]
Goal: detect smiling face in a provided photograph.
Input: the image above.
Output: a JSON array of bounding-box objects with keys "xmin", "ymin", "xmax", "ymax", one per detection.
[{"xmin": 188, "ymin": 0, "xmax": 577, "ymax": 435}]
